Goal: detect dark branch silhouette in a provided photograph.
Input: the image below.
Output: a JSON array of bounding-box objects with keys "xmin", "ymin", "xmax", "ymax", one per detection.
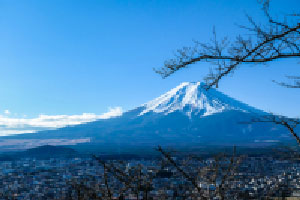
[
  {"xmin": 155, "ymin": 5, "xmax": 300, "ymax": 89},
  {"xmin": 251, "ymin": 114, "xmax": 300, "ymax": 146},
  {"xmin": 273, "ymin": 76, "xmax": 300, "ymax": 88},
  {"xmin": 157, "ymin": 145, "xmax": 244, "ymax": 199}
]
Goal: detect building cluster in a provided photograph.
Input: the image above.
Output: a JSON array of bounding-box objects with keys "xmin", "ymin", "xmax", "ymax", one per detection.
[{"xmin": 0, "ymin": 155, "xmax": 299, "ymax": 199}]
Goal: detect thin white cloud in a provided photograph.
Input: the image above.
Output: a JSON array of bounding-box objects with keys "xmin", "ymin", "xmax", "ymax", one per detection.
[
  {"xmin": 0, "ymin": 107, "xmax": 123, "ymax": 136},
  {"xmin": 99, "ymin": 106, "xmax": 123, "ymax": 119},
  {"xmin": 4, "ymin": 110, "xmax": 10, "ymax": 115}
]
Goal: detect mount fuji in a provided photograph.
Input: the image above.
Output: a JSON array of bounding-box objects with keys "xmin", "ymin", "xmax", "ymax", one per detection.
[{"xmin": 0, "ymin": 82, "xmax": 293, "ymax": 152}]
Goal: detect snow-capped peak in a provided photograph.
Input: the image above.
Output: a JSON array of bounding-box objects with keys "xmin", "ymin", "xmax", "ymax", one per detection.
[{"xmin": 139, "ymin": 82, "xmax": 261, "ymax": 117}]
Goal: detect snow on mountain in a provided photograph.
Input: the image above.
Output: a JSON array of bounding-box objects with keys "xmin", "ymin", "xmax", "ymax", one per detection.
[
  {"xmin": 140, "ymin": 82, "xmax": 263, "ymax": 117},
  {"xmin": 1, "ymin": 82, "xmax": 290, "ymax": 152}
]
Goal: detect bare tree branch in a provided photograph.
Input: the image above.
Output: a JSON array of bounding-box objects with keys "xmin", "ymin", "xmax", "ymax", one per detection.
[
  {"xmin": 273, "ymin": 75, "xmax": 300, "ymax": 88},
  {"xmin": 251, "ymin": 114, "xmax": 300, "ymax": 146},
  {"xmin": 155, "ymin": 7, "xmax": 300, "ymax": 89},
  {"xmin": 157, "ymin": 146, "xmax": 205, "ymax": 197}
]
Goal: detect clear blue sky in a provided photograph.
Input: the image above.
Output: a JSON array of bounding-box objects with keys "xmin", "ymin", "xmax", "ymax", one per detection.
[{"xmin": 0, "ymin": 0, "xmax": 299, "ymax": 119}]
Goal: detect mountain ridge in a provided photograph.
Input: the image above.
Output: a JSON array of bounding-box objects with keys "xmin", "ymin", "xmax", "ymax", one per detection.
[
  {"xmin": 139, "ymin": 82, "xmax": 265, "ymax": 117},
  {"xmin": 0, "ymin": 82, "xmax": 294, "ymax": 152}
]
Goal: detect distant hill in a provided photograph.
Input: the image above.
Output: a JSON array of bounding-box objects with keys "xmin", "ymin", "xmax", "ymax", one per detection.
[
  {"xmin": 23, "ymin": 145, "xmax": 77, "ymax": 157},
  {"xmin": 0, "ymin": 145, "xmax": 78, "ymax": 160},
  {"xmin": 0, "ymin": 82, "xmax": 296, "ymax": 153}
]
